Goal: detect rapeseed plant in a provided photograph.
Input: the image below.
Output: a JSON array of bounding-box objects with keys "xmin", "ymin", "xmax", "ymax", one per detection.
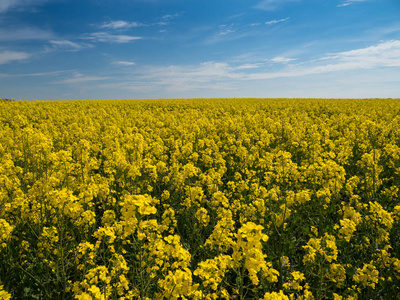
[{"xmin": 0, "ymin": 98, "xmax": 400, "ymax": 299}]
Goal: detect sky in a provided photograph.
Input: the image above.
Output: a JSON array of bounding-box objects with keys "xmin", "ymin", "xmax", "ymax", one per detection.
[{"xmin": 0, "ymin": 0, "xmax": 400, "ymax": 100}]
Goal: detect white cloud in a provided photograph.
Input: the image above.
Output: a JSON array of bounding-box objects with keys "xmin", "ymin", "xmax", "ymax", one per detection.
[
  {"xmin": 0, "ymin": 0, "xmax": 16, "ymax": 12},
  {"xmin": 59, "ymin": 76, "xmax": 111, "ymax": 84},
  {"xmin": 50, "ymin": 40, "xmax": 83, "ymax": 50},
  {"xmin": 218, "ymin": 24, "xmax": 236, "ymax": 35},
  {"xmin": 256, "ymin": 0, "xmax": 300, "ymax": 11},
  {"xmin": 271, "ymin": 56, "xmax": 296, "ymax": 63},
  {"xmin": 338, "ymin": 0, "xmax": 368, "ymax": 7},
  {"xmin": 206, "ymin": 23, "xmax": 262, "ymax": 44},
  {"xmin": 0, "ymin": 51, "xmax": 30, "ymax": 64},
  {"xmin": 235, "ymin": 63, "xmax": 260, "ymax": 70},
  {"xmin": 153, "ymin": 62, "xmax": 240, "ymax": 81},
  {"xmin": 127, "ymin": 61, "xmax": 241, "ymax": 92},
  {"xmin": 96, "ymin": 18, "xmax": 172, "ymax": 31},
  {"xmin": 0, "ymin": 0, "xmax": 26, "ymax": 12},
  {"xmin": 325, "ymin": 40, "xmax": 400, "ymax": 67},
  {"xmin": 0, "ymin": 0, "xmax": 48, "ymax": 12},
  {"xmin": 54, "ymin": 73, "xmax": 112, "ymax": 84},
  {"xmin": 44, "ymin": 40, "xmax": 400, "ymax": 95},
  {"xmin": 98, "ymin": 20, "xmax": 145, "ymax": 30},
  {"xmin": 113, "ymin": 61, "xmax": 136, "ymax": 66},
  {"xmin": 1, "ymin": 70, "xmax": 73, "ymax": 77},
  {"xmin": 247, "ymin": 40, "xmax": 400, "ymax": 79},
  {"xmin": 265, "ymin": 17, "xmax": 289, "ymax": 25},
  {"xmin": 83, "ymin": 32, "xmax": 142, "ymax": 43},
  {"xmin": 155, "ymin": 22, "xmax": 169, "ymax": 26},
  {"xmin": 219, "ymin": 29, "xmax": 235, "ymax": 35},
  {"xmin": 129, "ymin": 40, "xmax": 400, "ymax": 90},
  {"xmin": 161, "ymin": 13, "xmax": 181, "ymax": 20},
  {"xmin": 0, "ymin": 27, "xmax": 53, "ymax": 41}
]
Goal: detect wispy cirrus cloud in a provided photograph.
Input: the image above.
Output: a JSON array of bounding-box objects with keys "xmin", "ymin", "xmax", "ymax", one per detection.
[
  {"xmin": 161, "ymin": 13, "xmax": 181, "ymax": 20},
  {"xmin": 0, "ymin": 0, "xmax": 50, "ymax": 13},
  {"xmin": 338, "ymin": 0, "xmax": 368, "ymax": 7},
  {"xmin": 219, "ymin": 29, "xmax": 235, "ymax": 35},
  {"xmin": 0, "ymin": 27, "xmax": 53, "ymax": 41},
  {"xmin": 0, "ymin": 70, "xmax": 73, "ymax": 78},
  {"xmin": 50, "ymin": 40, "xmax": 399, "ymax": 97},
  {"xmin": 116, "ymin": 40, "xmax": 400, "ymax": 92},
  {"xmin": 125, "ymin": 61, "xmax": 240, "ymax": 92},
  {"xmin": 0, "ymin": 0, "xmax": 18, "ymax": 12},
  {"xmin": 270, "ymin": 56, "xmax": 296, "ymax": 63},
  {"xmin": 98, "ymin": 20, "xmax": 145, "ymax": 30},
  {"xmin": 218, "ymin": 24, "xmax": 235, "ymax": 35},
  {"xmin": 82, "ymin": 32, "xmax": 142, "ymax": 43},
  {"xmin": 323, "ymin": 40, "xmax": 400, "ymax": 67},
  {"xmin": 207, "ymin": 17, "xmax": 290, "ymax": 44},
  {"xmin": 248, "ymin": 40, "xmax": 400, "ymax": 79},
  {"xmin": 94, "ymin": 14, "xmax": 180, "ymax": 31},
  {"xmin": 49, "ymin": 40, "xmax": 84, "ymax": 51},
  {"xmin": 265, "ymin": 17, "xmax": 290, "ymax": 25},
  {"xmin": 235, "ymin": 63, "xmax": 260, "ymax": 70},
  {"xmin": 0, "ymin": 50, "xmax": 30, "ymax": 64},
  {"xmin": 54, "ymin": 73, "xmax": 112, "ymax": 84},
  {"xmin": 113, "ymin": 61, "xmax": 136, "ymax": 66}
]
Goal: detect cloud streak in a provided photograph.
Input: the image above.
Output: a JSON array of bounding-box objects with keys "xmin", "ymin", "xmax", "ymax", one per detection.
[
  {"xmin": 0, "ymin": 0, "xmax": 17, "ymax": 12},
  {"xmin": 338, "ymin": 0, "xmax": 368, "ymax": 7},
  {"xmin": 0, "ymin": 0, "xmax": 50, "ymax": 13},
  {"xmin": 270, "ymin": 56, "xmax": 296, "ymax": 63},
  {"xmin": 248, "ymin": 40, "xmax": 400, "ymax": 79},
  {"xmin": 98, "ymin": 20, "xmax": 145, "ymax": 30},
  {"xmin": 94, "ymin": 15, "xmax": 180, "ymax": 31},
  {"xmin": 324, "ymin": 40, "xmax": 400, "ymax": 66},
  {"xmin": 0, "ymin": 27, "xmax": 53, "ymax": 41},
  {"xmin": 50, "ymin": 40, "xmax": 83, "ymax": 50},
  {"xmin": 218, "ymin": 24, "xmax": 236, "ymax": 35},
  {"xmin": 0, "ymin": 51, "xmax": 30, "ymax": 64},
  {"xmin": 113, "ymin": 61, "xmax": 136, "ymax": 66},
  {"xmin": 161, "ymin": 13, "xmax": 181, "ymax": 20},
  {"xmin": 0, "ymin": 70, "xmax": 74, "ymax": 77},
  {"xmin": 54, "ymin": 73, "xmax": 112, "ymax": 84},
  {"xmin": 83, "ymin": 32, "xmax": 142, "ymax": 43},
  {"xmin": 120, "ymin": 62, "xmax": 240, "ymax": 92},
  {"xmin": 117, "ymin": 40, "xmax": 400, "ymax": 92},
  {"xmin": 265, "ymin": 17, "xmax": 289, "ymax": 25}
]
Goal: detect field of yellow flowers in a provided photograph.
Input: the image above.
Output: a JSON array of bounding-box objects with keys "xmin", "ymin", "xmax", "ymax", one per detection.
[{"xmin": 1, "ymin": 98, "xmax": 400, "ymax": 299}]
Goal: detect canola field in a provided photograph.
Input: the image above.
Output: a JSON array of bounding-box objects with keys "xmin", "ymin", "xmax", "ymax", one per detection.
[{"xmin": 1, "ymin": 98, "xmax": 400, "ymax": 300}]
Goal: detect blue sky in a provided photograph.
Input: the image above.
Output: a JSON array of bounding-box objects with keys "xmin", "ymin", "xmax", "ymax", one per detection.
[{"xmin": 1, "ymin": 0, "xmax": 400, "ymax": 100}]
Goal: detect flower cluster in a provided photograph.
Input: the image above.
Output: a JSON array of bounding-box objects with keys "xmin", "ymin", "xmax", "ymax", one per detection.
[{"xmin": 0, "ymin": 98, "xmax": 400, "ymax": 299}]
